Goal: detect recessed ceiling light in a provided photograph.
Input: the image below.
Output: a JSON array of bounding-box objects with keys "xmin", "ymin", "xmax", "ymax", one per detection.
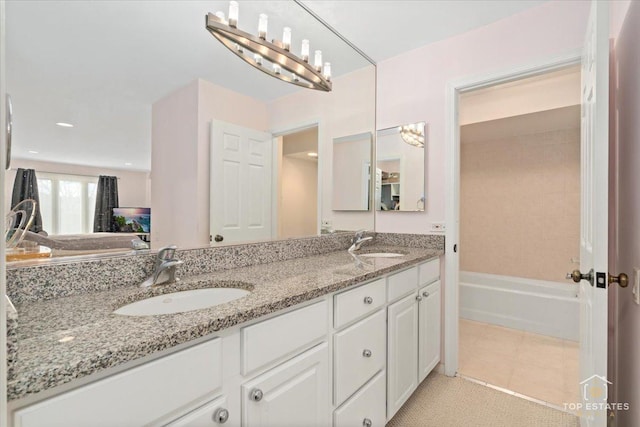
[
  {"xmin": 124, "ymin": 162, "xmax": 132, "ymax": 166},
  {"xmin": 28, "ymin": 150, "xmax": 39, "ymax": 154},
  {"xmin": 55, "ymin": 122, "xmax": 74, "ymax": 128},
  {"xmin": 307, "ymin": 152, "xmax": 318, "ymax": 157}
]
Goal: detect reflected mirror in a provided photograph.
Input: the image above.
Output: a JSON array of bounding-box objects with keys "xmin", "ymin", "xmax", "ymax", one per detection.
[
  {"xmin": 332, "ymin": 133, "xmax": 372, "ymax": 211},
  {"xmin": 5, "ymin": 0, "xmax": 376, "ymax": 261},
  {"xmin": 376, "ymin": 122, "xmax": 426, "ymax": 212}
]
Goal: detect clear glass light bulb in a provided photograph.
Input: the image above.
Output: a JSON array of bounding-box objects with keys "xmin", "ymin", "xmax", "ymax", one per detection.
[
  {"xmin": 228, "ymin": 1, "xmax": 239, "ymax": 27},
  {"xmin": 258, "ymin": 14, "xmax": 268, "ymax": 39},
  {"xmin": 273, "ymin": 63, "xmax": 281, "ymax": 75},
  {"xmin": 301, "ymin": 39, "xmax": 309, "ymax": 62},
  {"xmin": 282, "ymin": 27, "xmax": 292, "ymax": 51},
  {"xmin": 323, "ymin": 62, "xmax": 331, "ymax": 80},
  {"xmin": 314, "ymin": 50, "xmax": 322, "ymax": 71},
  {"xmin": 215, "ymin": 11, "xmax": 226, "ymax": 23},
  {"xmin": 254, "ymin": 54, "xmax": 263, "ymax": 65}
]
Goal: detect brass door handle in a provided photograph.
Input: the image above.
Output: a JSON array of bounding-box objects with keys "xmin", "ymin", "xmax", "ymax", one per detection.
[
  {"xmin": 567, "ymin": 269, "xmax": 593, "ymax": 284},
  {"xmin": 609, "ymin": 273, "xmax": 629, "ymax": 288}
]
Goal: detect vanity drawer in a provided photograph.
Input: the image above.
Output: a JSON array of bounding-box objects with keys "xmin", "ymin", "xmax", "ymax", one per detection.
[
  {"xmin": 334, "ymin": 309, "xmax": 385, "ymax": 405},
  {"xmin": 334, "ymin": 278, "xmax": 386, "ymax": 329},
  {"xmin": 387, "ymin": 266, "xmax": 419, "ymax": 302},
  {"xmin": 166, "ymin": 395, "xmax": 229, "ymax": 426},
  {"xmin": 334, "ymin": 371, "xmax": 386, "ymax": 427},
  {"xmin": 14, "ymin": 339, "xmax": 222, "ymax": 427},
  {"xmin": 419, "ymin": 258, "xmax": 440, "ymax": 286},
  {"xmin": 241, "ymin": 300, "xmax": 328, "ymax": 375}
]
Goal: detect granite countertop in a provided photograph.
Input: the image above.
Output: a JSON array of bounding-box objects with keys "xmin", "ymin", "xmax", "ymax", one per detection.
[{"xmin": 8, "ymin": 245, "xmax": 442, "ymax": 401}]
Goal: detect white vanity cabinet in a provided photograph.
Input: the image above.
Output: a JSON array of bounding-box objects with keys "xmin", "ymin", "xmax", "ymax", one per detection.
[
  {"xmin": 242, "ymin": 343, "xmax": 330, "ymax": 427},
  {"xmin": 418, "ymin": 280, "xmax": 441, "ymax": 383},
  {"xmin": 13, "ymin": 339, "xmax": 224, "ymax": 427},
  {"xmin": 386, "ymin": 259, "xmax": 441, "ymax": 421}
]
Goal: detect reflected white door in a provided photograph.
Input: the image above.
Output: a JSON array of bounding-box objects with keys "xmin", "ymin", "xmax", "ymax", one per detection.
[
  {"xmin": 210, "ymin": 120, "xmax": 272, "ymax": 244},
  {"xmin": 578, "ymin": 2, "xmax": 609, "ymax": 426}
]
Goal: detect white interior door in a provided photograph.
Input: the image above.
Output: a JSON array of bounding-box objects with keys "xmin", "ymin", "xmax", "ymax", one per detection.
[
  {"xmin": 210, "ymin": 120, "xmax": 272, "ymax": 244},
  {"xmin": 578, "ymin": 2, "xmax": 609, "ymax": 426}
]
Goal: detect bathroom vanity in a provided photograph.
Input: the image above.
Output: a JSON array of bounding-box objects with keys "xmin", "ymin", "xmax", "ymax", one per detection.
[{"xmin": 6, "ymin": 235, "xmax": 443, "ymax": 427}]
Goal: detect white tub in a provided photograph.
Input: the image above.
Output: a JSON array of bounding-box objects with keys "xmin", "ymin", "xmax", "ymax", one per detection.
[{"xmin": 460, "ymin": 271, "xmax": 579, "ymax": 341}]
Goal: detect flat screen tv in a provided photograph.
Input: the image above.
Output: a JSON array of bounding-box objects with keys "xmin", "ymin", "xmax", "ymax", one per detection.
[{"xmin": 112, "ymin": 207, "xmax": 150, "ymax": 234}]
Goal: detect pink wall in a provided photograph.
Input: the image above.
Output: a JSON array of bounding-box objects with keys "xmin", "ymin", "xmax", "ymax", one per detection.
[
  {"xmin": 611, "ymin": 1, "xmax": 640, "ymax": 424},
  {"xmin": 375, "ymin": 0, "xmax": 590, "ymax": 233}
]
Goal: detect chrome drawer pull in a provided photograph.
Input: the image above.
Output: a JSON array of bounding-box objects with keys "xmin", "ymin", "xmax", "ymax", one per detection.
[
  {"xmin": 213, "ymin": 408, "xmax": 229, "ymax": 424},
  {"xmin": 363, "ymin": 296, "xmax": 373, "ymax": 304},
  {"xmin": 250, "ymin": 388, "xmax": 263, "ymax": 402},
  {"xmin": 423, "ymin": 291, "xmax": 429, "ymax": 297},
  {"xmin": 363, "ymin": 418, "xmax": 373, "ymax": 427},
  {"xmin": 362, "ymin": 349, "xmax": 372, "ymax": 358}
]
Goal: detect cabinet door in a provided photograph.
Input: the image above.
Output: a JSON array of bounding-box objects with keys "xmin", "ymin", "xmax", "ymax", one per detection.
[
  {"xmin": 418, "ymin": 281, "xmax": 441, "ymax": 383},
  {"xmin": 386, "ymin": 293, "xmax": 418, "ymax": 421},
  {"xmin": 167, "ymin": 395, "xmax": 234, "ymax": 427},
  {"xmin": 242, "ymin": 343, "xmax": 329, "ymax": 427}
]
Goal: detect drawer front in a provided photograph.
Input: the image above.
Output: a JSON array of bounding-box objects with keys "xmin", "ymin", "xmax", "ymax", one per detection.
[
  {"xmin": 14, "ymin": 339, "xmax": 222, "ymax": 427},
  {"xmin": 166, "ymin": 395, "xmax": 229, "ymax": 427},
  {"xmin": 334, "ymin": 278, "xmax": 386, "ymax": 329},
  {"xmin": 334, "ymin": 309, "xmax": 386, "ymax": 405},
  {"xmin": 241, "ymin": 300, "xmax": 328, "ymax": 375},
  {"xmin": 387, "ymin": 266, "xmax": 419, "ymax": 302},
  {"xmin": 334, "ymin": 371, "xmax": 386, "ymax": 427},
  {"xmin": 419, "ymin": 258, "xmax": 440, "ymax": 286}
]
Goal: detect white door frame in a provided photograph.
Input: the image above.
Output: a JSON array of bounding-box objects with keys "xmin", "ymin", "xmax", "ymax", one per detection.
[
  {"xmin": 271, "ymin": 119, "xmax": 323, "ymax": 237},
  {"xmin": 443, "ymin": 50, "xmax": 582, "ymax": 377}
]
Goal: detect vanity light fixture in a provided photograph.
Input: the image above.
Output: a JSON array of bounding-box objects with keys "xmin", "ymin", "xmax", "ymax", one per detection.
[
  {"xmin": 55, "ymin": 122, "xmax": 74, "ymax": 128},
  {"xmin": 399, "ymin": 123, "xmax": 425, "ymax": 148},
  {"xmin": 206, "ymin": 1, "xmax": 332, "ymax": 92}
]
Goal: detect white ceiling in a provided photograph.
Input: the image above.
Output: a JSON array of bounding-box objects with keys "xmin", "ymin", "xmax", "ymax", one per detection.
[{"xmin": 6, "ymin": 0, "xmax": 550, "ymax": 172}]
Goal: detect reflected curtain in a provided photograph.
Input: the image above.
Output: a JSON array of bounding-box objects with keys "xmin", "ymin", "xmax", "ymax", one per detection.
[
  {"xmin": 11, "ymin": 168, "xmax": 44, "ymax": 233},
  {"xmin": 93, "ymin": 175, "xmax": 119, "ymax": 232}
]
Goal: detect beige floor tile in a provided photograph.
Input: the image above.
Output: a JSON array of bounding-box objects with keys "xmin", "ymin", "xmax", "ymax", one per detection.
[{"xmin": 460, "ymin": 319, "xmax": 573, "ymax": 407}]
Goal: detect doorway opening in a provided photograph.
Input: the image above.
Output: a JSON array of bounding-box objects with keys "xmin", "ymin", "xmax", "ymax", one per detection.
[
  {"xmin": 275, "ymin": 126, "xmax": 319, "ymax": 239},
  {"xmin": 455, "ymin": 65, "xmax": 581, "ymax": 407}
]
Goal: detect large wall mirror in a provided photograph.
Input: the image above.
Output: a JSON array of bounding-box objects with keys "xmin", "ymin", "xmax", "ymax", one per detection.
[
  {"xmin": 376, "ymin": 122, "xmax": 426, "ymax": 212},
  {"xmin": 5, "ymin": 0, "xmax": 375, "ymax": 262}
]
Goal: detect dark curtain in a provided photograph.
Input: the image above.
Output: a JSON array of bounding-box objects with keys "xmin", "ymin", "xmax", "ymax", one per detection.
[
  {"xmin": 11, "ymin": 168, "xmax": 44, "ymax": 233},
  {"xmin": 93, "ymin": 175, "xmax": 119, "ymax": 232}
]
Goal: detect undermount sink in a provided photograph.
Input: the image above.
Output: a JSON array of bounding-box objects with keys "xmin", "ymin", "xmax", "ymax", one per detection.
[
  {"xmin": 359, "ymin": 252, "xmax": 405, "ymax": 258},
  {"xmin": 114, "ymin": 288, "xmax": 250, "ymax": 316}
]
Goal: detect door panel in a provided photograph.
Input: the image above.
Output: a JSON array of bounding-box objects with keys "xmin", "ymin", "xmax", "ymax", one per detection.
[{"xmin": 579, "ymin": 1, "xmax": 609, "ymax": 426}]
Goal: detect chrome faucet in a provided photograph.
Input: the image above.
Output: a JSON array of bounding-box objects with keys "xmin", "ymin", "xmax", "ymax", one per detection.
[
  {"xmin": 140, "ymin": 245, "xmax": 184, "ymax": 287},
  {"xmin": 348, "ymin": 229, "xmax": 373, "ymax": 253}
]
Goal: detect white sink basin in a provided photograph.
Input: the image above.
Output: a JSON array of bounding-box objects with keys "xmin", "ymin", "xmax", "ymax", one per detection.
[
  {"xmin": 359, "ymin": 252, "xmax": 405, "ymax": 258},
  {"xmin": 114, "ymin": 288, "xmax": 250, "ymax": 316}
]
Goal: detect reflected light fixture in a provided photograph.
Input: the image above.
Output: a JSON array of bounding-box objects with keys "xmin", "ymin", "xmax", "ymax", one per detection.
[
  {"xmin": 399, "ymin": 123, "xmax": 425, "ymax": 147},
  {"xmin": 307, "ymin": 152, "xmax": 318, "ymax": 157},
  {"xmin": 206, "ymin": 1, "xmax": 332, "ymax": 92}
]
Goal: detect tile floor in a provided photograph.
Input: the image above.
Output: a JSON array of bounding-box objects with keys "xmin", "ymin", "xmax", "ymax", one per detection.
[{"xmin": 459, "ymin": 318, "xmax": 579, "ymax": 407}]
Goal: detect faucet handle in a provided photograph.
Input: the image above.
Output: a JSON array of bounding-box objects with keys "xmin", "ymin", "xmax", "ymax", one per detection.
[
  {"xmin": 354, "ymin": 229, "xmax": 368, "ymax": 239},
  {"xmin": 157, "ymin": 245, "xmax": 177, "ymax": 261}
]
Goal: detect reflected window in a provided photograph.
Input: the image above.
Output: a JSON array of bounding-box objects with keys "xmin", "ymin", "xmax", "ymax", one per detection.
[{"xmin": 36, "ymin": 173, "xmax": 99, "ymax": 235}]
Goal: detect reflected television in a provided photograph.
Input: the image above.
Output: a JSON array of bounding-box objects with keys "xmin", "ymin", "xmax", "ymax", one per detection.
[{"xmin": 112, "ymin": 207, "xmax": 151, "ymax": 234}]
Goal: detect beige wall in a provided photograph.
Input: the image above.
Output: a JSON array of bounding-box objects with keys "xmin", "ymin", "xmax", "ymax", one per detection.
[
  {"xmin": 279, "ymin": 156, "xmax": 318, "ymax": 239},
  {"xmin": 460, "ymin": 114, "xmax": 580, "ymax": 283}
]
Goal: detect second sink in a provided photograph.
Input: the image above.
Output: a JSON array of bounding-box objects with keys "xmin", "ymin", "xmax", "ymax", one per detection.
[{"xmin": 114, "ymin": 288, "xmax": 250, "ymax": 316}]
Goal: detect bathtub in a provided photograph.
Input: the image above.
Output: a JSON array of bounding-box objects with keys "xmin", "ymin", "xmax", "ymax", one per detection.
[{"xmin": 459, "ymin": 271, "xmax": 579, "ymax": 341}]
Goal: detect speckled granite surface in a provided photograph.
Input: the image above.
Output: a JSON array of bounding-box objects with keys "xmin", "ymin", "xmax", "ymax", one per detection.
[
  {"xmin": 6, "ymin": 296, "xmax": 18, "ymax": 379},
  {"xmin": 8, "ymin": 244, "xmax": 443, "ymax": 401}
]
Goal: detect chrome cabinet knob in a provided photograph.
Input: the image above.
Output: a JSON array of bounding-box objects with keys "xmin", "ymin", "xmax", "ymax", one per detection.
[
  {"xmin": 416, "ymin": 295, "xmax": 423, "ymax": 301},
  {"xmin": 362, "ymin": 349, "xmax": 372, "ymax": 358},
  {"xmin": 363, "ymin": 418, "xmax": 373, "ymax": 427},
  {"xmin": 213, "ymin": 408, "xmax": 229, "ymax": 424},
  {"xmin": 422, "ymin": 291, "xmax": 429, "ymax": 297},
  {"xmin": 250, "ymin": 388, "xmax": 263, "ymax": 402},
  {"xmin": 363, "ymin": 296, "xmax": 373, "ymax": 304}
]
